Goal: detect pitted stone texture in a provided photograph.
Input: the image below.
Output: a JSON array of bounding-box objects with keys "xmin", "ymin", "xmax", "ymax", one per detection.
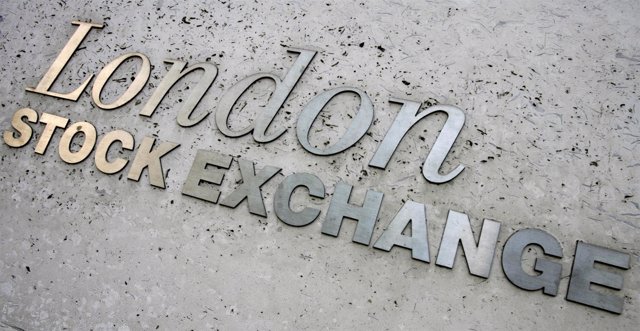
[{"xmin": 0, "ymin": 0, "xmax": 638, "ymax": 329}]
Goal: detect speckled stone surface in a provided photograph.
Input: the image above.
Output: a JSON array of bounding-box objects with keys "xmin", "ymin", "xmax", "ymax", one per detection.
[{"xmin": 0, "ymin": 0, "xmax": 638, "ymax": 329}]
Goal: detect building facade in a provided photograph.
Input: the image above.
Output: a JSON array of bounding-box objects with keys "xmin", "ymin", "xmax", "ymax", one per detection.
[{"xmin": 1, "ymin": 0, "xmax": 638, "ymax": 329}]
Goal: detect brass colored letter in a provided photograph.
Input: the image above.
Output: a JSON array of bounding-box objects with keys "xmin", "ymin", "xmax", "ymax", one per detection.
[
  {"xmin": 127, "ymin": 136, "xmax": 180, "ymax": 188},
  {"xmin": 95, "ymin": 130, "xmax": 135, "ymax": 174},
  {"xmin": 3, "ymin": 108, "xmax": 39, "ymax": 148},
  {"xmin": 58, "ymin": 121, "xmax": 97, "ymax": 164},
  {"xmin": 35, "ymin": 113, "xmax": 69, "ymax": 155},
  {"xmin": 92, "ymin": 52, "xmax": 151, "ymax": 110},
  {"xmin": 26, "ymin": 21, "xmax": 103, "ymax": 101}
]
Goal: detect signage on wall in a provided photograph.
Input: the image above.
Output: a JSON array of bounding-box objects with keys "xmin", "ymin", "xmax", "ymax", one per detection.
[{"xmin": 2, "ymin": 21, "xmax": 632, "ymax": 314}]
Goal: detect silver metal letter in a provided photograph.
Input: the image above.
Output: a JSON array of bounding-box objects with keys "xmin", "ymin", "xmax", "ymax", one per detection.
[
  {"xmin": 435, "ymin": 210, "xmax": 501, "ymax": 278},
  {"xmin": 369, "ymin": 98, "xmax": 465, "ymax": 184},
  {"xmin": 321, "ymin": 182, "xmax": 383, "ymax": 245},
  {"xmin": 297, "ymin": 87, "xmax": 374, "ymax": 155},
  {"xmin": 215, "ymin": 48, "xmax": 316, "ymax": 142},
  {"xmin": 274, "ymin": 173, "xmax": 325, "ymax": 227},
  {"xmin": 501, "ymin": 228, "xmax": 563, "ymax": 296},
  {"xmin": 140, "ymin": 60, "xmax": 218, "ymax": 127},
  {"xmin": 373, "ymin": 200, "xmax": 430, "ymax": 262},
  {"xmin": 566, "ymin": 242, "xmax": 631, "ymax": 314},
  {"xmin": 127, "ymin": 136, "xmax": 180, "ymax": 188},
  {"xmin": 182, "ymin": 150, "xmax": 233, "ymax": 203},
  {"xmin": 220, "ymin": 159, "xmax": 281, "ymax": 217}
]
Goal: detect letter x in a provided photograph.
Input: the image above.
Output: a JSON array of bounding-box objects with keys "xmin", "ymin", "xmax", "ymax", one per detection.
[{"xmin": 220, "ymin": 159, "xmax": 281, "ymax": 217}]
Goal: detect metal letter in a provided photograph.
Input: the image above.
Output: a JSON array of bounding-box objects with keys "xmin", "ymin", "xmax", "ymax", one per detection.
[
  {"xmin": 274, "ymin": 173, "xmax": 325, "ymax": 227},
  {"xmin": 502, "ymin": 228, "xmax": 563, "ymax": 296},
  {"xmin": 58, "ymin": 121, "xmax": 97, "ymax": 164},
  {"xmin": 219, "ymin": 159, "xmax": 281, "ymax": 217},
  {"xmin": 140, "ymin": 60, "xmax": 218, "ymax": 127},
  {"xmin": 566, "ymin": 242, "xmax": 631, "ymax": 314},
  {"xmin": 373, "ymin": 200, "xmax": 430, "ymax": 262},
  {"xmin": 92, "ymin": 52, "xmax": 151, "ymax": 110},
  {"xmin": 35, "ymin": 113, "xmax": 69, "ymax": 155},
  {"xmin": 369, "ymin": 98, "xmax": 465, "ymax": 184},
  {"xmin": 3, "ymin": 108, "xmax": 38, "ymax": 148},
  {"xmin": 297, "ymin": 87, "xmax": 374, "ymax": 155},
  {"xmin": 321, "ymin": 182, "xmax": 383, "ymax": 245},
  {"xmin": 182, "ymin": 150, "xmax": 233, "ymax": 203},
  {"xmin": 215, "ymin": 48, "xmax": 316, "ymax": 142},
  {"xmin": 127, "ymin": 136, "xmax": 180, "ymax": 188},
  {"xmin": 435, "ymin": 211, "xmax": 501, "ymax": 278},
  {"xmin": 95, "ymin": 130, "xmax": 135, "ymax": 174},
  {"xmin": 26, "ymin": 21, "xmax": 103, "ymax": 101}
]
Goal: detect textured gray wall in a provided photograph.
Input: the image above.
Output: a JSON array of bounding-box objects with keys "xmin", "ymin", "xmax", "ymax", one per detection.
[{"xmin": 0, "ymin": 0, "xmax": 638, "ymax": 329}]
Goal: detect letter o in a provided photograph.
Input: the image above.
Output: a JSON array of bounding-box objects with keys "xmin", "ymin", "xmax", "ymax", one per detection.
[
  {"xmin": 296, "ymin": 87, "xmax": 374, "ymax": 155},
  {"xmin": 92, "ymin": 52, "xmax": 151, "ymax": 110},
  {"xmin": 58, "ymin": 121, "xmax": 97, "ymax": 164}
]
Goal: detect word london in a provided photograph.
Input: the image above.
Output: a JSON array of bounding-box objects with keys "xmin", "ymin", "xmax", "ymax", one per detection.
[{"xmin": 2, "ymin": 21, "xmax": 631, "ymax": 315}]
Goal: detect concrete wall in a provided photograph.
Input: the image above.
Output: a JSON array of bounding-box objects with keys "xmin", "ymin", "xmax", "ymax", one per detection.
[{"xmin": 0, "ymin": 0, "xmax": 638, "ymax": 329}]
